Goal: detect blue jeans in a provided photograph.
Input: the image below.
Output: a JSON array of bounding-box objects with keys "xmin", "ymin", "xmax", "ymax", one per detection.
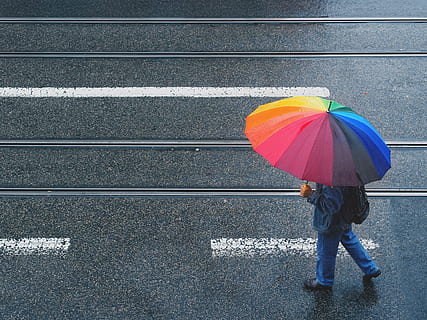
[{"xmin": 316, "ymin": 225, "xmax": 379, "ymax": 286}]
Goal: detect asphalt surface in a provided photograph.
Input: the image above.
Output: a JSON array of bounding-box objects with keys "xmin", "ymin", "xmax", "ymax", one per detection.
[
  {"xmin": 0, "ymin": 197, "xmax": 425, "ymax": 319},
  {"xmin": 1, "ymin": 23, "xmax": 426, "ymax": 52},
  {"xmin": 1, "ymin": 0, "xmax": 427, "ymax": 17},
  {"xmin": 0, "ymin": 58, "xmax": 425, "ymax": 141},
  {"xmin": 0, "ymin": 148, "xmax": 424, "ymax": 189},
  {"xmin": 0, "ymin": 1, "xmax": 426, "ymax": 320}
]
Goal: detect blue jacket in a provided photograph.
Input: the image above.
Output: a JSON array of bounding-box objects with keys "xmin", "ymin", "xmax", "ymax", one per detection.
[{"xmin": 307, "ymin": 183, "xmax": 350, "ymax": 233}]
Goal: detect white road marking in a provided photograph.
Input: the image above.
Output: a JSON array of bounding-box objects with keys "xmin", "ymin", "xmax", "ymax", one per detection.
[
  {"xmin": 0, "ymin": 238, "xmax": 71, "ymax": 255},
  {"xmin": 211, "ymin": 238, "xmax": 379, "ymax": 257},
  {"xmin": 0, "ymin": 87, "xmax": 330, "ymax": 98}
]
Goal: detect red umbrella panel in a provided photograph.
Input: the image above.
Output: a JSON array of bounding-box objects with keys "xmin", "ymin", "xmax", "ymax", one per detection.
[{"xmin": 245, "ymin": 97, "xmax": 391, "ymax": 186}]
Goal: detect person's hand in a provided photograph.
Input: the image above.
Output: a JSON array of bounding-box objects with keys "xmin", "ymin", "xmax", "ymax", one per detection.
[{"xmin": 300, "ymin": 184, "xmax": 313, "ymax": 198}]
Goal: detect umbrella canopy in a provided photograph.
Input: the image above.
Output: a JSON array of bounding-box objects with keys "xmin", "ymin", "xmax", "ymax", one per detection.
[{"xmin": 245, "ymin": 96, "xmax": 391, "ymax": 186}]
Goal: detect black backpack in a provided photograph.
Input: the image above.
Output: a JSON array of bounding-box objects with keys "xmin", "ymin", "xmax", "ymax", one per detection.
[{"xmin": 340, "ymin": 186, "xmax": 370, "ymax": 224}]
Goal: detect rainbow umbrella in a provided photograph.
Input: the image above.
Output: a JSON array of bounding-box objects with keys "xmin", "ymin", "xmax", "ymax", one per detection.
[{"xmin": 245, "ymin": 96, "xmax": 391, "ymax": 186}]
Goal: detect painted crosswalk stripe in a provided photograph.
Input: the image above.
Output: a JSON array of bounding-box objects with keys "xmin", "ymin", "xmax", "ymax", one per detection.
[
  {"xmin": 0, "ymin": 87, "xmax": 330, "ymax": 98},
  {"xmin": 0, "ymin": 238, "xmax": 71, "ymax": 255},
  {"xmin": 211, "ymin": 238, "xmax": 379, "ymax": 257}
]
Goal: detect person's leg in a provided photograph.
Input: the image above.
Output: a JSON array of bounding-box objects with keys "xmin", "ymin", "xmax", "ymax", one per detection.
[
  {"xmin": 340, "ymin": 226, "xmax": 379, "ymax": 276},
  {"xmin": 316, "ymin": 231, "xmax": 341, "ymax": 286}
]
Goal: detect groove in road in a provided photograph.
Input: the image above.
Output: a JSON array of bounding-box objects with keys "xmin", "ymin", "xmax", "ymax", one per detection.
[
  {"xmin": 0, "ymin": 51, "xmax": 425, "ymax": 58},
  {"xmin": 0, "ymin": 188, "xmax": 425, "ymax": 197},
  {"xmin": 0, "ymin": 17, "xmax": 426, "ymax": 24},
  {"xmin": 0, "ymin": 140, "xmax": 424, "ymax": 148}
]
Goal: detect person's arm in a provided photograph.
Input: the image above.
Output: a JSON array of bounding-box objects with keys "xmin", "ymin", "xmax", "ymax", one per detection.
[{"xmin": 306, "ymin": 186, "xmax": 344, "ymax": 216}]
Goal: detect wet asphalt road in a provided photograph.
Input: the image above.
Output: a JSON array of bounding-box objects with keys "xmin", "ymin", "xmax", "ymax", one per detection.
[
  {"xmin": 0, "ymin": 58, "xmax": 425, "ymax": 140},
  {"xmin": 1, "ymin": 0, "xmax": 427, "ymax": 17},
  {"xmin": 1, "ymin": 23, "xmax": 426, "ymax": 52},
  {"xmin": 0, "ymin": 1, "xmax": 426, "ymax": 320},
  {"xmin": 0, "ymin": 148, "xmax": 424, "ymax": 189},
  {"xmin": 0, "ymin": 197, "xmax": 425, "ymax": 319}
]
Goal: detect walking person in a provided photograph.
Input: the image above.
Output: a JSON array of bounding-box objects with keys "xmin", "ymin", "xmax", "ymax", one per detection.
[
  {"xmin": 244, "ymin": 97, "xmax": 390, "ymax": 289},
  {"xmin": 300, "ymin": 183, "xmax": 381, "ymax": 290}
]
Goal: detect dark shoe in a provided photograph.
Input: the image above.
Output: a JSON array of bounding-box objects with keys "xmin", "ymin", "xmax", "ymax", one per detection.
[
  {"xmin": 304, "ymin": 278, "xmax": 332, "ymax": 291},
  {"xmin": 363, "ymin": 269, "xmax": 381, "ymax": 281}
]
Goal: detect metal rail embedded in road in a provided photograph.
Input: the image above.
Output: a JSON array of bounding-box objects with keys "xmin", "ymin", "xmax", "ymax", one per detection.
[
  {"xmin": 0, "ymin": 140, "xmax": 424, "ymax": 149},
  {"xmin": 0, "ymin": 17, "xmax": 426, "ymax": 24},
  {"xmin": 0, "ymin": 51, "xmax": 425, "ymax": 58},
  {"xmin": 0, "ymin": 187, "xmax": 425, "ymax": 197}
]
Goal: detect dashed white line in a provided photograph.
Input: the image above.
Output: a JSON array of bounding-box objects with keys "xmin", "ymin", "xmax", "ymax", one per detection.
[
  {"xmin": 211, "ymin": 238, "xmax": 379, "ymax": 257},
  {"xmin": 0, "ymin": 87, "xmax": 330, "ymax": 98},
  {"xmin": 0, "ymin": 238, "xmax": 71, "ymax": 255}
]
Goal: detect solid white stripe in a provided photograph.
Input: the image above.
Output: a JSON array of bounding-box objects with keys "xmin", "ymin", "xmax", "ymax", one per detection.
[
  {"xmin": 211, "ymin": 238, "xmax": 379, "ymax": 257},
  {"xmin": 0, "ymin": 87, "xmax": 330, "ymax": 98},
  {"xmin": 0, "ymin": 238, "xmax": 71, "ymax": 255}
]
